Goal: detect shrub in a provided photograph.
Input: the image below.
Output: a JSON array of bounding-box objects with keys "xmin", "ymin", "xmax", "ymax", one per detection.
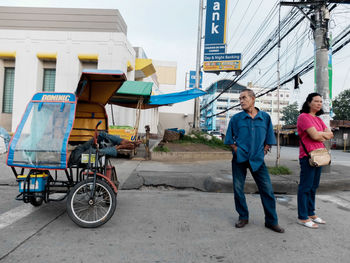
[
  {"xmin": 153, "ymin": 145, "xmax": 170, "ymax": 152},
  {"xmin": 268, "ymin": 166, "xmax": 292, "ymax": 175},
  {"xmin": 174, "ymin": 131, "xmax": 230, "ymax": 150}
]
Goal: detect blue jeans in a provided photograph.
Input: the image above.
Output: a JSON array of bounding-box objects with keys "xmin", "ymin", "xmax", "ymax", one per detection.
[
  {"xmin": 298, "ymin": 157, "xmax": 322, "ymax": 220},
  {"xmin": 231, "ymin": 158, "xmax": 278, "ymax": 226}
]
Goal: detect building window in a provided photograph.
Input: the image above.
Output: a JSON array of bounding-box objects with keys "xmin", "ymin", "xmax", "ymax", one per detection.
[
  {"xmin": 2, "ymin": 67, "xmax": 15, "ymax": 113},
  {"xmin": 43, "ymin": 69, "xmax": 56, "ymax": 91}
]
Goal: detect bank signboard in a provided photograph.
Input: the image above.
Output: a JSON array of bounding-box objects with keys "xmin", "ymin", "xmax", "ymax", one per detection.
[
  {"xmin": 203, "ymin": 0, "xmax": 242, "ymax": 72},
  {"xmin": 204, "ymin": 0, "xmax": 227, "ymax": 46},
  {"xmin": 203, "ymin": 53, "xmax": 241, "ymax": 72},
  {"xmin": 203, "ymin": 60, "xmax": 241, "ymax": 72},
  {"xmin": 204, "ymin": 53, "xmax": 241, "ymax": 62},
  {"xmin": 204, "ymin": 44, "xmax": 226, "ymax": 54}
]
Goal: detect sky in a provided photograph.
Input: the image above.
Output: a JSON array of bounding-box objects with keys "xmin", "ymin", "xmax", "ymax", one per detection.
[{"xmin": 1, "ymin": 0, "xmax": 350, "ymax": 107}]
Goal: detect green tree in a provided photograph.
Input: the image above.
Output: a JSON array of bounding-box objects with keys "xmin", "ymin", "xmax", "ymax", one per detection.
[
  {"xmin": 333, "ymin": 89, "xmax": 350, "ymax": 120},
  {"xmin": 281, "ymin": 102, "xmax": 299, "ymax": 125}
]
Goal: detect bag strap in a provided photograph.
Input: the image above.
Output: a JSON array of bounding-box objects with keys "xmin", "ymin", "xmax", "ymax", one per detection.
[{"xmin": 298, "ymin": 136, "xmax": 311, "ymax": 158}]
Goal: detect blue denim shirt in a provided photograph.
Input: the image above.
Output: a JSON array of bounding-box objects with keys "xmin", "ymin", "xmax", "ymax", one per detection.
[{"xmin": 224, "ymin": 109, "xmax": 276, "ymax": 171}]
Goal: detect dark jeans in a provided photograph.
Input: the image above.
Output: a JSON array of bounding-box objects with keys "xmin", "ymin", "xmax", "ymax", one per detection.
[
  {"xmin": 231, "ymin": 158, "xmax": 278, "ymax": 226},
  {"xmin": 298, "ymin": 157, "xmax": 322, "ymax": 220}
]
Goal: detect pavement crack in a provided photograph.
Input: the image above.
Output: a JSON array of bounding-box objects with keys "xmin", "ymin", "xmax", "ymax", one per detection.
[
  {"xmin": 0, "ymin": 209, "xmax": 66, "ymax": 261},
  {"xmin": 140, "ymin": 183, "xmax": 201, "ymax": 192}
]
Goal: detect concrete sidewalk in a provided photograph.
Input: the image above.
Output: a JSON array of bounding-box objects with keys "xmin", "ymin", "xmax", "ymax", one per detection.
[
  {"xmin": 1, "ymin": 146, "xmax": 349, "ymax": 194},
  {"xmin": 121, "ymin": 146, "xmax": 350, "ymax": 194}
]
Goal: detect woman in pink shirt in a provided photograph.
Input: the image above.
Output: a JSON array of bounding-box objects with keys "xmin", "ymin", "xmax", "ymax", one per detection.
[{"xmin": 297, "ymin": 93, "xmax": 333, "ymax": 228}]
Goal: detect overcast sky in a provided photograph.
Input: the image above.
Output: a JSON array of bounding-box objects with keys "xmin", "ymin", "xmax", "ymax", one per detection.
[{"xmin": 1, "ymin": 0, "xmax": 350, "ymax": 106}]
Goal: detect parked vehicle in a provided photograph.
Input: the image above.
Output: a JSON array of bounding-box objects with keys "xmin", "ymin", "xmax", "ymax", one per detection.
[
  {"xmin": 7, "ymin": 70, "xmax": 126, "ymax": 228},
  {"xmin": 209, "ymin": 130, "xmax": 222, "ymax": 140}
]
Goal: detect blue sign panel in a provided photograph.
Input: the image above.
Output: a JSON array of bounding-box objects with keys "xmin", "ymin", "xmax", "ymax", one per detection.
[
  {"xmin": 204, "ymin": 53, "xmax": 241, "ymax": 62},
  {"xmin": 204, "ymin": 44, "xmax": 226, "ymax": 54},
  {"xmin": 189, "ymin": 71, "xmax": 202, "ymax": 89},
  {"xmin": 204, "ymin": 0, "xmax": 227, "ymax": 45},
  {"xmin": 32, "ymin": 92, "xmax": 76, "ymax": 102}
]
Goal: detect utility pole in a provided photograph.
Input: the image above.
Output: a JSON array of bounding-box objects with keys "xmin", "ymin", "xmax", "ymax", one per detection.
[
  {"xmin": 276, "ymin": 5, "xmax": 282, "ymax": 167},
  {"xmin": 193, "ymin": 0, "xmax": 204, "ymax": 129},
  {"xmin": 279, "ymin": 0, "xmax": 350, "ymax": 172},
  {"xmin": 314, "ymin": 4, "xmax": 331, "ymax": 129},
  {"xmin": 278, "ymin": 2, "xmax": 334, "ymax": 167},
  {"xmin": 314, "ymin": 4, "xmax": 332, "ymax": 173},
  {"xmin": 280, "ymin": 2, "xmax": 331, "ymax": 130}
]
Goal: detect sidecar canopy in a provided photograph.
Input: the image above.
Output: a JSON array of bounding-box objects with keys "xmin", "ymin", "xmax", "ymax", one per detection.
[{"xmin": 7, "ymin": 92, "xmax": 76, "ymax": 169}]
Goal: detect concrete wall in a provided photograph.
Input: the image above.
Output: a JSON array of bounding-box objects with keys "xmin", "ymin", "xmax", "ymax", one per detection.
[{"xmin": 159, "ymin": 112, "xmax": 194, "ymax": 134}]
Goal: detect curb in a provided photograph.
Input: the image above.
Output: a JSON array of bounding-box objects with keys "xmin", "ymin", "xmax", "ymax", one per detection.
[
  {"xmin": 151, "ymin": 151, "xmax": 232, "ymax": 162},
  {"xmin": 121, "ymin": 171, "xmax": 350, "ymax": 195}
]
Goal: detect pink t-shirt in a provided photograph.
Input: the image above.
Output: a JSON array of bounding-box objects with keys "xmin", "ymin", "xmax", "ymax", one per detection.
[{"xmin": 297, "ymin": 113, "xmax": 327, "ymax": 159}]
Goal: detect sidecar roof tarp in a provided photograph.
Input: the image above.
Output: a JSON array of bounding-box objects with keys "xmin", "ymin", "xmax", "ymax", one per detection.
[
  {"xmin": 71, "ymin": 70, "xmax": 126, "ymax": 142},
  {"xmin": 148, "ymin": 88, "xmax": 206, "ymax": 106},
  {"xmin": 108, "ymin": 81, "xmax": 153, "ymax": 109},
  {"xmin": 109, "ymin": 82, "xmax": 206, "ymax": 109},
  {"xmin": 7, "ymin": 93, "xmax": 76, "ymax": 169}
]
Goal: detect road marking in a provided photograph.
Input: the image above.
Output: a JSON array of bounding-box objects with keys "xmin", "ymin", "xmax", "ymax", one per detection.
[
  {"xmin": 0, "ymin": 204, "xmax": 39, "ymax": 230},
  {"xmin": 317, "ymin": 195, "xmax": 350, "ymax": 209}
]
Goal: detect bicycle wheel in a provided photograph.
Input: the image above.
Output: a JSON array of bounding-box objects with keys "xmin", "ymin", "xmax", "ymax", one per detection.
[
  {"xmin": 66, "ymin": 178, "xmax": 116, "ymax": 228},
  {"xmin": 30, "ymin": 196, "xmax": 43, "ymax": 207}
]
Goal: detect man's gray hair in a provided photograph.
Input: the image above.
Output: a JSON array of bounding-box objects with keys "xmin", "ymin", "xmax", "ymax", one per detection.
[{"xmin": 240, "ymin": 88, "xmax": 255, "ymax": 98}]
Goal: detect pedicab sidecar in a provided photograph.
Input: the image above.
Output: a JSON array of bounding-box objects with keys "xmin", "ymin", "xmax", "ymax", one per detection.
[{"xmin": 7, "ymin": 70, "xmax": 126, "ymax": 228}]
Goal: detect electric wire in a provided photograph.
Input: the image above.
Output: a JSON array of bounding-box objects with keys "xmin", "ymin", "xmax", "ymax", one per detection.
[
  {"xmin": 203, "ymin": 4, "xmax": 347, "ymax": 118},
  {"xmin": 201, "ymin": 4, "xmax": 340, "ymax": 112},
  {"xmin": 226, "ymin": 0, "xmax": 254, "ymax": 47},
  {"xmin": 207, "ymin": 23, "xmax": 350, "ymax": 118},
  {"xmin": 201, "ymin": 8, "xmax": 308, "ymax": 110}
]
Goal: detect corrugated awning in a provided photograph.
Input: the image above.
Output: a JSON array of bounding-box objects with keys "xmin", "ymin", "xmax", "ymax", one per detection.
[{"xmin": 135, "ymin": 58, "xmax": 156, "ymax": 79}]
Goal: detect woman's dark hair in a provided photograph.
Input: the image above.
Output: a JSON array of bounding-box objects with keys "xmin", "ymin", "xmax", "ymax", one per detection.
[{"xmin": 300, "ymin": 92, "xmax": 324, "ymax": 116}]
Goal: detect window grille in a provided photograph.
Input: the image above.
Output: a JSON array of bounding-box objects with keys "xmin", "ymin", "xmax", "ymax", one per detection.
[
  {"xmin": 2, "ymin": 67, "xmax": 15, "ymax": 113},
  {"xmin": 43, "ymin": 69, "xmax": 56, "ymax": 92}
]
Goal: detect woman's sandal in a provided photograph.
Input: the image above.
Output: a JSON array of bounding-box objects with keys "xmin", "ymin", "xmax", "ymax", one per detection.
[
  {"xmin": 310, "ymin": 216, "xmax": 326, "ymax": 224},
  {"xmin": 298, "ymin": 220, "xmax": 319, "ymax": 229}
]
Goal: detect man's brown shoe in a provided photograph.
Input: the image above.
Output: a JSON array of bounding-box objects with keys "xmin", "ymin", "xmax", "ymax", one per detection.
[
  {"xmin": 265, "ymin": 223, "xmax": 285, "ymax": 233},
  {"xmin": 235, "ymin": 219, "xmax": 249, "ymax": 228}
]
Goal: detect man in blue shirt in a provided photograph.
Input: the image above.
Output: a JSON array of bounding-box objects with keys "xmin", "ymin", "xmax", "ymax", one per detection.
[{"xmin": 224, "ymin": 89, "xmax": 284, "ymax": 233}]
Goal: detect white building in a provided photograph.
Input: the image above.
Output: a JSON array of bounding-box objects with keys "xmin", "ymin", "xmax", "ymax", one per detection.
[{"xmin": 0, "ymin": 6, "xmax": 180, "ymax": 135}]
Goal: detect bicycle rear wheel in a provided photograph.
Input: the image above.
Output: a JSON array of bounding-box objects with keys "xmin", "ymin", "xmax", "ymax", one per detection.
[{"xmin": 66, "ymin": 178, "xmax": 116, "ymax": 228}]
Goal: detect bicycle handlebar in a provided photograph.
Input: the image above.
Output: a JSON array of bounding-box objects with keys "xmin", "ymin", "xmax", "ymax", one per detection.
[{"xmin": 93, "ymin": 121, "xmax": 103, "ymax": 146}]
